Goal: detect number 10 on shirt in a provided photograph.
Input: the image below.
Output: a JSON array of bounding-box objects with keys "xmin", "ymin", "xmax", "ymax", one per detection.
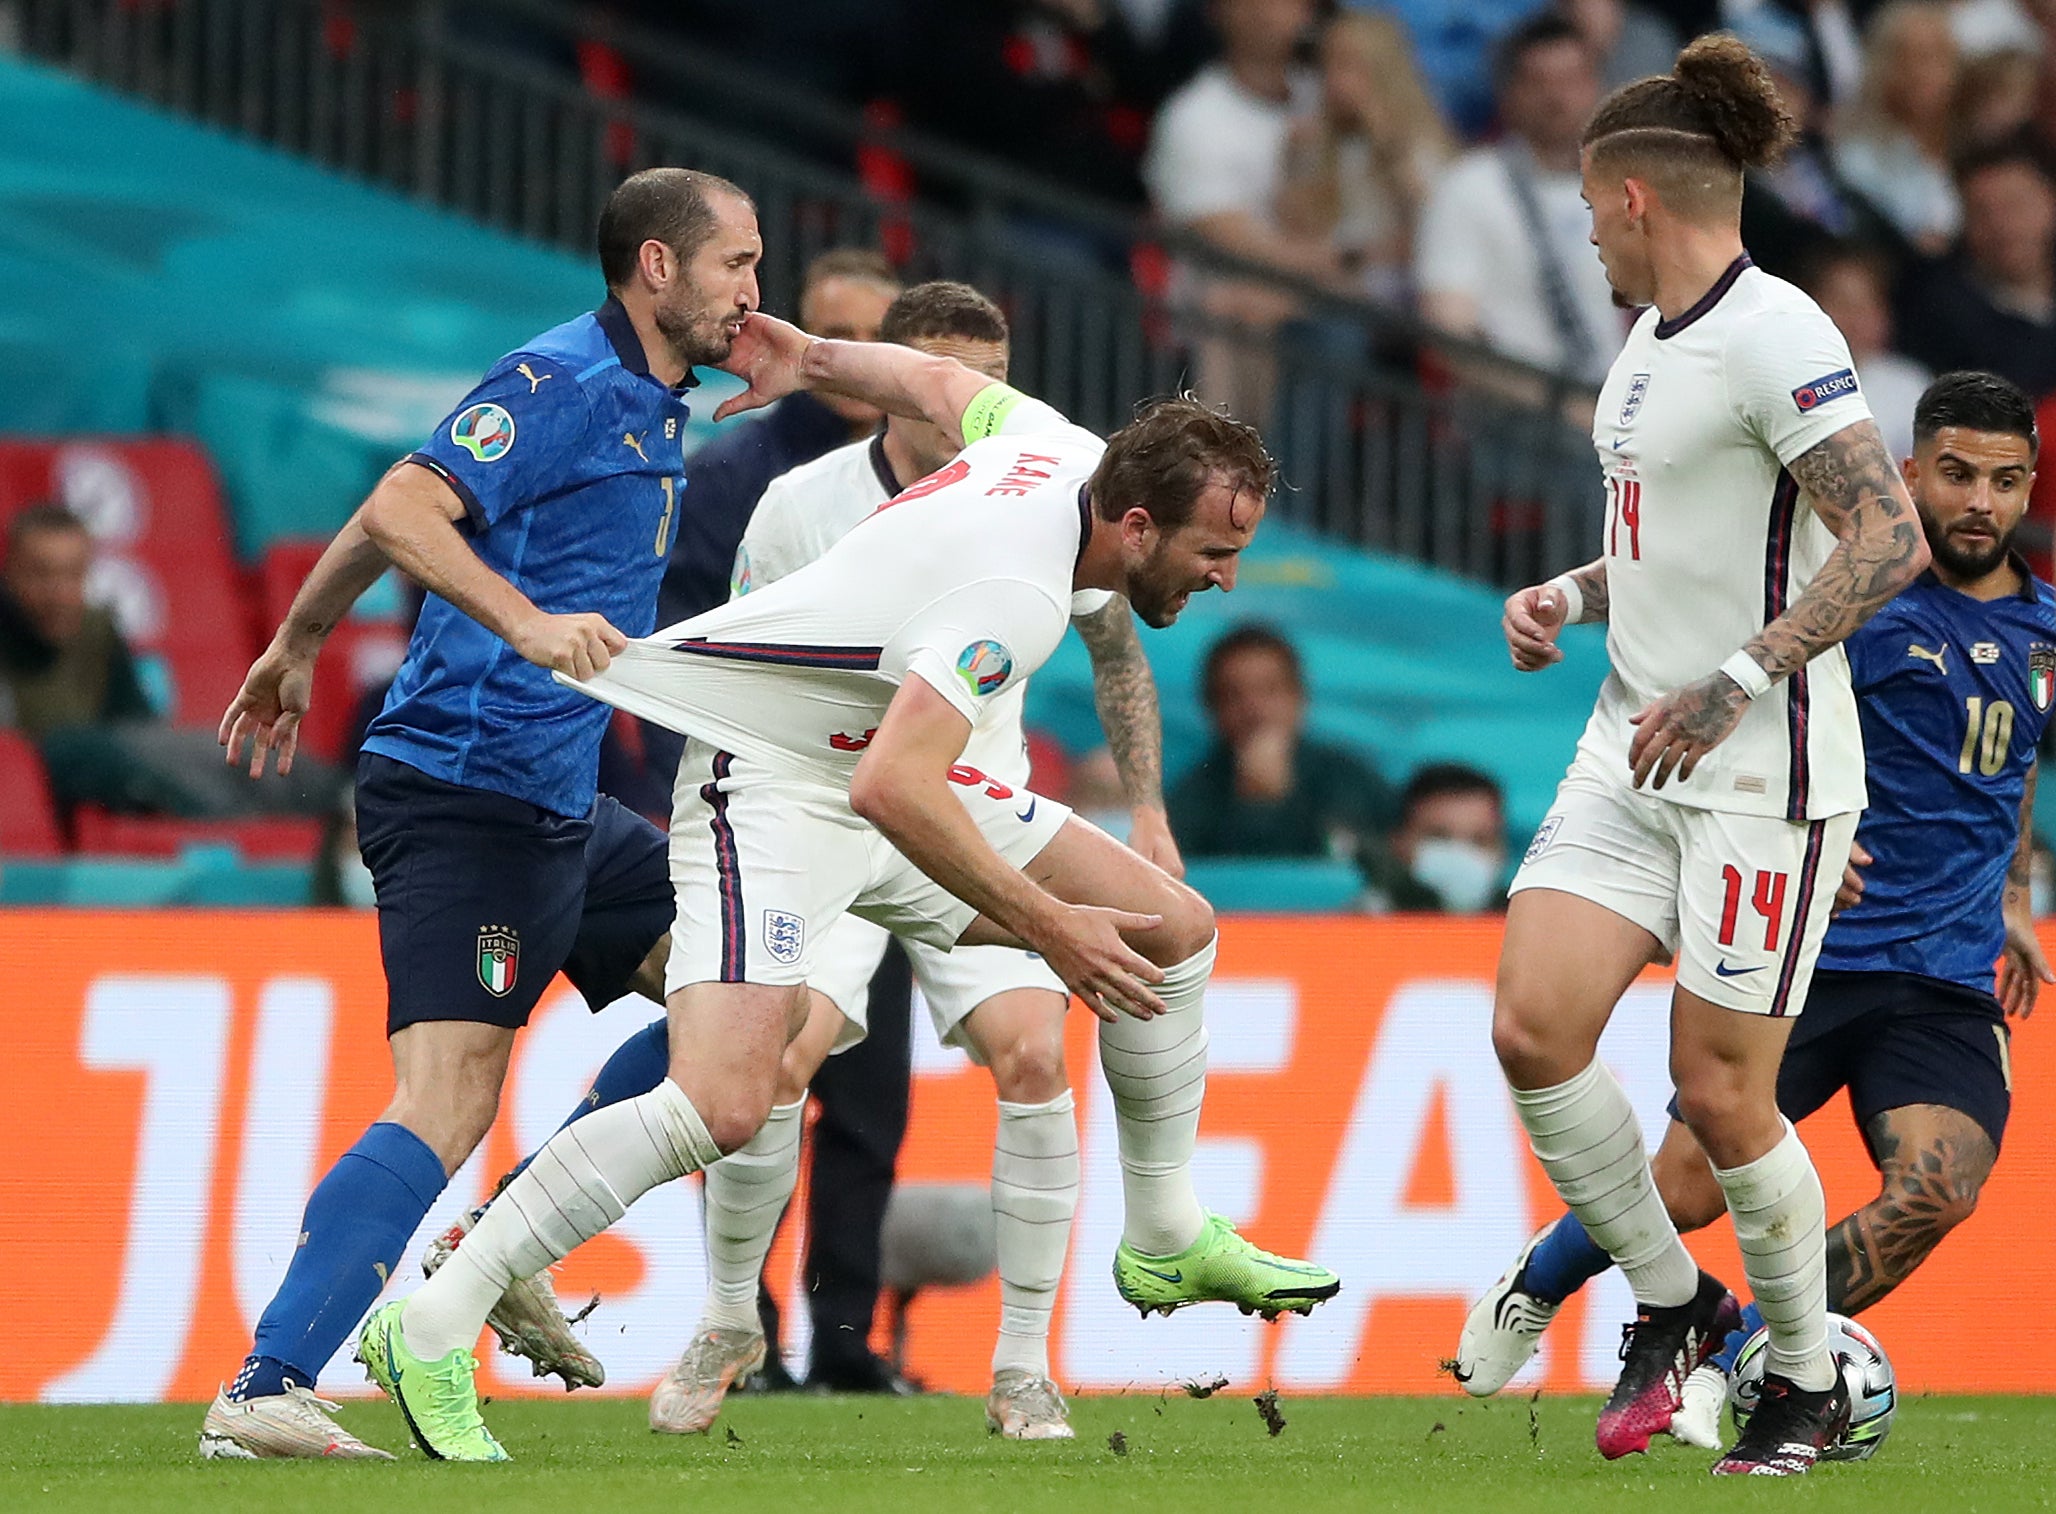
[{"xmin": 1606, "ymin": 475, "xmax": 1642, "ymax": 561}]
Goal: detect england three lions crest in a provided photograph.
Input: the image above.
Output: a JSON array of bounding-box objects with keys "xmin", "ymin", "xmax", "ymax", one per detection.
[
  {"xmin": 477, "ymin": 925, "xmax": 520, "ymax": 997},
  {"xmin": 2031, "ymin": 645, "xmax": 2056, "ymax": 712},
  {"xmin": 1619, "ymin": 373, "xmax": 1650, "ymax": 425},
  {"xmin": 763, "ymin": 909, "xmax": 805, "ymax": 966}
]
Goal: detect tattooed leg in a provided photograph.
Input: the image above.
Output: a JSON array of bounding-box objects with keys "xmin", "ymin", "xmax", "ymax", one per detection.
[{"xmin": 1827, "ymin": 1103, "xmax": 1995, "ymax": 1316}]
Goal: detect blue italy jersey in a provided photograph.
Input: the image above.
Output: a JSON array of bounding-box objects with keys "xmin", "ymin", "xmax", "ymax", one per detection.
[
  {"xmin": 1815, "ymin": 562, "xmax": 2056, "ymax": 995},
  {"xmin": 362, "ymin": 297, "xmax": 693, "ymax": 816}
]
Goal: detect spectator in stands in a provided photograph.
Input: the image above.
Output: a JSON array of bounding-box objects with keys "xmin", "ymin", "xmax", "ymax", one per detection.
[
  {"xmin": 1414, "ymin": 15, "xmax": 1619, "ymax": 388},
  {"xmin": 0, "ymin": 504, "xmax": 334, "ymax": 817},
  {"xmin": 0, "ymin": 503, "xmax": 151, "ymax": 738},
  {"xmin": 1360, "ymin": 762, "xmax": 1508, "ymax": 913},
  {"xmin": 1556, "ymin": 0, "xmax": 1679, "ymax": 92},
  {"xmin": 659, "ymin": 247, "xmax": 901, "ymax": 623},
  {"xmin": 1797, "ymin": 242, "xmax": 1932, "ymax": 461},
  {"xmin": 1953, "ymin": 47, "xmax": 2040, "ymax": 155},
  {"xmin": 1833, "ymin": 1, "xmax": 1962, "ymax": 256},
  {"xmin": 1275, "ymin": 10, "xmax": 1455, "ymax": 309},
  {"xmin": 1168, "ymin": 622, "xmax": 1394, "ymax": 860},
  {"xmin": 1897, "ymin": 141, "xmax": 2056, "ymax": 399},
  {"xmin": 1731, "ymin": 6, "xmax": 1900, "ymax": 279}
]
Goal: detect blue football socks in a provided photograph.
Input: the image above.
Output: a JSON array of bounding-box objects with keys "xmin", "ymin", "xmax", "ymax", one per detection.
[
  {"xmin": 499, "ymin": 1016, "xmax": 673, "ymax": 1190},
  {"xmin": 1520, "ymin": 1212, "xmax": 1616, "ymax": 1305},
  {"xmin": 233, "ymin": 1120, "xmax": 447, "ymax": 1398},
  {"xmin": 1712, "ymin": 1300, "xmax": 1765, "ymax": 1374}
]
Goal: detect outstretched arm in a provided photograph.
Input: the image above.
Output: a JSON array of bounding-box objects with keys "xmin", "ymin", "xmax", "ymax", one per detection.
[
  {"xmin": 1073, "ymin": 596, "xmax": 1182, "ymax": 878},
  {"xmin": 1627, "ymin": 418, "xmax": 1929, "ymax": 789},
  {"xmin": 715, "ymin": 312, "xmax": 997, "ymax": 436}
]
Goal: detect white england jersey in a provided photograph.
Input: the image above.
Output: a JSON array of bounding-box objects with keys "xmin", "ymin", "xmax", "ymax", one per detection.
[
  {"xmin": 731, "ymin": 431, "xmax": 1112, "ymax": 786},
  {"xmin": 565, "ymin": 397, "xmax": 1107, "ymax": 788},
  {"xmin": 1584, "ymin": 259, "xmax": 1871, "ymax": 821}
]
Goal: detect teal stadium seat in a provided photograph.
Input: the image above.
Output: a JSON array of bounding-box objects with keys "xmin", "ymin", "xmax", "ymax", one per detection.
[{"xmin": 1182, "ymin": 859, "xmax": 1367, "ymax": 914}]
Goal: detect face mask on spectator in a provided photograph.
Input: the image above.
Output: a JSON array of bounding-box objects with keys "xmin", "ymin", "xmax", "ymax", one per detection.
[{"xmin": 1410, "ymin": 837, "xmax": 1501, "ymax": 912}]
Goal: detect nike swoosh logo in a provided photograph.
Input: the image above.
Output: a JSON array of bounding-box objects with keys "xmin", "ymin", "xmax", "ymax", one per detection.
[
  {"xmin": 1714, "ymin": 961, "xmax": 1766, "ymax": 978},
  {"xmin": 1135, "ymin": 1265, "xmax": 1183, "ymax": 1284},
  {"xmin": 1016, "ymin": 799, "xmax": 1037, "ymax": 823}
]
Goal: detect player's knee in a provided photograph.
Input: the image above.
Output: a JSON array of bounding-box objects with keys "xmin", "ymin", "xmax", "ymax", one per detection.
[
  {"xmin": 386, "ymin": 1084, "xmax": 499, "ymax": 1173},
  {"xmin": 698, "ymin": 1089, "xmax": 778, "ymax": 1157},
  {"xmin": 1143, "ymin": 883, "xmax": 1215, "ymax": 967},
  {"xmin": 988, "ymin": 1024, "xmax": 1069, "ymax": 1104},
  {"xmin": 1490, "ymin": 998, "xmax": 1581, "ymax": 1089}
]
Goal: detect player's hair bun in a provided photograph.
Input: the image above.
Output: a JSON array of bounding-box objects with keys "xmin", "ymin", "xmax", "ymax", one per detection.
[{"xmin": 1671, "ymin": 33, "xmax": 1796, "ymax": 169}]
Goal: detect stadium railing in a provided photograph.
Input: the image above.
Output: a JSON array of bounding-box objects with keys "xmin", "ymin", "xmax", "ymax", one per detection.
[{"xmin": 18, "ymin": 0, "xmax": 1601, "ymax": 589}]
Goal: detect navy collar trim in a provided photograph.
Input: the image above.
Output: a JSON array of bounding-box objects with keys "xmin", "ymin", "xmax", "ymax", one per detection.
[
  {"xmin": 1075, "ymin": 484, "xmax": 1094, "ymax": 572},
  {"xmin": 1654, "ymin": 255, "xmax": 1752, "ymax": 341},
  {"xmin": 595, "ymin": 296, "xmax": 698, "ymax": 392},
  {"xmin": 867, "ymin": 429, "xmax": 903, "ymax": 496}
]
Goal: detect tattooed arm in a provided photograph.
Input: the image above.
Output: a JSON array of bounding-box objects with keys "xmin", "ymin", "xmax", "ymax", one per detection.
[
  {"xmin": 1998, "ymin": 757, "xmax": 2052, "ymax": 1018},
  {"xmin": 1628, "ymin": 417, "xmax": 1929, "ymax": 789},
  {"xmin": 1503, "ymin": 557, "xmax": 1607, "ymax": 671},
  {"xmin": 1074, "ymin": 596, "xmax": 1184, "ymax": 878}
]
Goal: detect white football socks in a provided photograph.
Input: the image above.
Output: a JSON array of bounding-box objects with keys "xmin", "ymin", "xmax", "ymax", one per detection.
[
  {"xmin": 402, "ymin": 1078, "xmax": 723, "ymax": 1362},
  {"xmin": 1097, "ymin": 935, "xmax": 1214, "ymax": 1257},
  {"xmin": 1715, "ymin": 1119, "xmax": 1834, "ymax": 1391},
  {"xmin": 700, "ymin": 1099, "xmax": 805, "ymax": 1335},
  {"xmin": 990, "ymin": 1091, "xmax": 1080, "ymax": 1378},
  {"xmin": 1510, "ymin": 1058, "xmax": 1699, "ymax": 1309}
]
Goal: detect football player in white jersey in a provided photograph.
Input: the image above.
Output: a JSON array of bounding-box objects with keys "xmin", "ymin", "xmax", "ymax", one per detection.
[
  {"xmin": 1476, "ymin": 36, "xmax": 1929, "ymax": 1476},
  {"xmin": 357, "ymin": 307, "xmax": 1340, "ymax": 1461},
  {"xmin": 648, "ymin": 281, "xmax": 1185, "ymax": 1440}
]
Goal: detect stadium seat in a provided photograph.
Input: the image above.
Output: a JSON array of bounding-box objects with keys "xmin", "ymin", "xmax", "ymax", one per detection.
[
  {"xmin": 0, "ymin": 438, "xmax": 255, "ymax": 727},
  {"xmin": 71, "ymin": 807, "xmax": 323, "ymax": 863},
  {"xmin": 0, "ymin": 730, "xmax": 63, "ymax": 857},
  {"xmin": 1181, "ymin": 858, "xmax": 1366, "ymax": 913}
]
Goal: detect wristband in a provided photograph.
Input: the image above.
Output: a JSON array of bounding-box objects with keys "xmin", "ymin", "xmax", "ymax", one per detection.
[
  {"xmin": 1719, "ymin": 650, "xmax": 1773, "ymax": 700},
  {"xmin": 1544, "ymin": 574, "xmax": 1583, "ymax": 625}
]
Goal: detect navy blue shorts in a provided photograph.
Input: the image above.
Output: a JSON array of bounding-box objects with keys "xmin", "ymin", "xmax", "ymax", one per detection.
[
  {"xmin": 1665, "ymin": 968, "xmax": 2011, "ymax": 1157},
  {"xmin": 355, "ymin": 753, "xmax": 672, "ymax": 1035}
]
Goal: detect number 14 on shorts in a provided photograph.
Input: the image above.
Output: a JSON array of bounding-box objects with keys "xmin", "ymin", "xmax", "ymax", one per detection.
[{"xmin": 1718, "ymin": 864, "xmax": 1790, "ymax": 952}]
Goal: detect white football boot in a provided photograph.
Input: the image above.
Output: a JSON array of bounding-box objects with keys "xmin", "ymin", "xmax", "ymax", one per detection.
[
  {"xmin": 422, "ymin": 1208, "xmax": 605, "ymax": 1390},
  {"xmin": 1669, "ymin": 1362, "xmax": 1729, "ymax": 1450},
  {"xmin": 649, "ymin": 1327, "xmax": 768, "ymax": 1434},
  {"xmin": 198, "ymin": 1383, "xmax": 394, "ymax": 1460},
  {"xmin": 1452, "ymin": 1229, "xmax": 1561, "ymax": 1396},
  {"xmin": 985, "ymin": 1370, "xmax": 1075, "ymax": 1440}
]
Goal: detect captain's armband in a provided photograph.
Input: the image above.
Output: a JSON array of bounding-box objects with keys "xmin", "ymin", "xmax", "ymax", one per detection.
[{"xmin": 960, "ymin": 383, "xmax": 1028, "ymax": 444}]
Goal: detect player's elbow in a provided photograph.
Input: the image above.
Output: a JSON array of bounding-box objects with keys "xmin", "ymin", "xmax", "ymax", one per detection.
[{"xmin": 847, "ymin": 759, "xmax": 910, "ymax": 833}]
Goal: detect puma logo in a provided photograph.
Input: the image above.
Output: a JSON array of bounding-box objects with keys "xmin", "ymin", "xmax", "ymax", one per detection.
[
  {"xmin": 516, "ymin": 362, "xmax": 553, "ymax": 393},
  {"xmin": 623, "ymin": 430, "xmax": 649, "ymax": 461},
  {"xmin": 1907, "ymin": 642, "xmax": 1949, "ymax": 675}
]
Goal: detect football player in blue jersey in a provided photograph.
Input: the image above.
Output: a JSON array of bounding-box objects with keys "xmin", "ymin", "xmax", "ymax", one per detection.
[
  {"xmin": 1456, "ymin": 369, "xmax": 2056, "ymax": 1445},
  {"xmin": 198, "ymin": 168, "xmax": 764, "ymax": 1461}
]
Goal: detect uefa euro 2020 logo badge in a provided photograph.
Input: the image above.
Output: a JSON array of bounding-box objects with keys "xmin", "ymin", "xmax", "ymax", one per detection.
[
  {"xmin": 451, "ymin": 402, "xmax": 516, "ymax": 463},
  {"xmin": 956, "ymin": 639, "xmax": 1013, "ymax": 699}
]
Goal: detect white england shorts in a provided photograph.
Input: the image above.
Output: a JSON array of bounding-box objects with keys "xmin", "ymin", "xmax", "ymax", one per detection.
[
  {"xmin": 1511, "ymin": 750, "xmax": 1857, "ymax": 1016},
  {"xmin": 807, "ymin": 913, "xmax": 1068, "ymax": 1057},
  {"xmin": 663, "ymin": 740, "xmax": 1072, "ymax": 1007}
]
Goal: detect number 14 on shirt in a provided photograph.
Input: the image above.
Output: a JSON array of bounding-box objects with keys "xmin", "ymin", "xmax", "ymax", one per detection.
[{"xmin": 1606, "ymin": 475, "xmax": 1642, "ymax": 561}]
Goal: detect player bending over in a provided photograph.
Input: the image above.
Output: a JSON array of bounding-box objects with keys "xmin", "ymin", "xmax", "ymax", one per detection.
[
  {"xmin": 1485, "ymin": 36, "xmax": 1930, "ymax": 1477},
  {"xmin": 356, "ymin": 315, "xmax": 1339, "ymax": 1461},
  {"xmin": 1458, "ymin": 369, "xmax": 2053, "ymax": 1446},
  {"xmin": 430, "ymin": 280, "xmax": 1201, "ymax": 1441}
]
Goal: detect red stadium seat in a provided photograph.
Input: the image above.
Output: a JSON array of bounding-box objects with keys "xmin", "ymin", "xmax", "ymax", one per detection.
[
  {"xmin": 0, "ymin": 439, "xmax": 256, "ymax": 729},
  {"xmin": 71, "ymin": 807, "xmax": 323, "ymax": 862},
  {"xmin": 0, "ymin": 730, "xmax": 63, "ymax": 857}
]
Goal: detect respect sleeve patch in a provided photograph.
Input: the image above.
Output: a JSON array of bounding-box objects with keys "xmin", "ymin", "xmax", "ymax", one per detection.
[{"xmin": 1792, "ymin": 368, "xmax": 1860, "ymax": 412}]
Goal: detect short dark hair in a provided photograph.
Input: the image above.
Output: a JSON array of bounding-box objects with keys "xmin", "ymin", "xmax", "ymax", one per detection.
[
  {"xmin": 879, "ymin": 280, "xmax": 1010, "ymax": 348},
  {"xmin": 1090, "ymin": 393, "xmax": 1274, "ymax": 532},
  {"xmin": 6, "ymin": 502, "xmax": 88, "ymax": 555},
  {"xmin": 1913, "ymin": 370, "xmax": 2040, "ymax": 454},
  {"xmin": 1495, "ymin": 14, "xmax": 1586, "ymax": 93},
  {"xmin": 1399, "ymin": 763, "xmax": 1504, "ymax": 824},
  {"xmin": 803, "ymin": 247, "xmax": 899, "ymax": 296},
  {"xmin": 1955, "ymin": 134, "xmax": 2056, "ymax": 189},
  {"xmin": 596, "ymin": 168, "xmax": 753, "ymax": 289},
  {"xmin": 1201, "ymin": 622, "xmax": 1301, "ymax": 708}
]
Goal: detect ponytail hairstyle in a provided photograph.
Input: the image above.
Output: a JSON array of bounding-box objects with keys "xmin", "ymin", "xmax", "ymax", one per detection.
[{"xmin": 1582, "ymin": 33, "xmax": 1797, "ymax": 218}]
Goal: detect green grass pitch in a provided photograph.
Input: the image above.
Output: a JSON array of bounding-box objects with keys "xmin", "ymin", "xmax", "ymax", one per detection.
[{"xmin": 5, "ymin": 1394, "xmax": 2055, "ymax": 1513}]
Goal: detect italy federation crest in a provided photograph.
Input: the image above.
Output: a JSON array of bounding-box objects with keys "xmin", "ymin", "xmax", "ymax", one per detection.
[
  {"xmin": 2031, "ymin": 646, "xmax": 2056, "ymax": 712},
  {"xmin": 477, "ymin": 926, "xmax": 520, "ymax": 997}
]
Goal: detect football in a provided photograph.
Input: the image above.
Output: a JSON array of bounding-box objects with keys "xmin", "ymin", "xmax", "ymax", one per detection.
[{"xmin": 1730, "ymin": 1313, "xmax": 1898, "ymax": 1461}]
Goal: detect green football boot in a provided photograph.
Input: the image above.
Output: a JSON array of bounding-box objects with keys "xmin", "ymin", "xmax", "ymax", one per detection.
[
  {"xmin": 356, "ymin": 1300, "xmax": 511, "ymax": 1462},
  {"xmin": 1113, "ymin": 1212, "xmax": 1341, "ymax": 1320}
]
